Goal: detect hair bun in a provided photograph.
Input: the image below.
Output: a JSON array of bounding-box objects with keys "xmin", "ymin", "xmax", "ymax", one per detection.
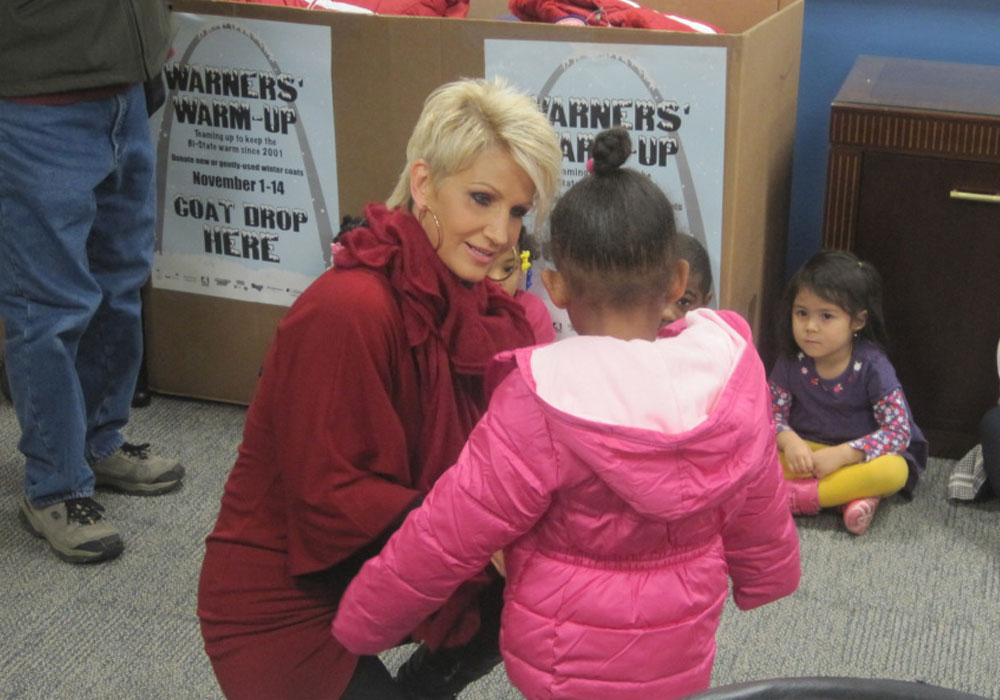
[{"xmin": 590, "ymin": 127, "xmax": 632, "ymax": 176}]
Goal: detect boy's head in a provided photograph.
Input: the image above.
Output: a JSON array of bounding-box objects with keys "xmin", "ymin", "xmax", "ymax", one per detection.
[{"xmin": 660, "ymin": 234, "xmax": 713, "ymax": 324}]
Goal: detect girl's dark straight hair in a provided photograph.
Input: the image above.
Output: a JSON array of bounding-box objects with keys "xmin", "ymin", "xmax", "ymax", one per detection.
[{"xmin": 777, "ymin": 249, "xmax": 890, "ymax": 356}]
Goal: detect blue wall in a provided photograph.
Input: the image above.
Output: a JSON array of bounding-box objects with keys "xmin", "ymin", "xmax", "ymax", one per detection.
[{"xmin": 786, "ymin": 0, "xmax": 1000, "ymax": 278}]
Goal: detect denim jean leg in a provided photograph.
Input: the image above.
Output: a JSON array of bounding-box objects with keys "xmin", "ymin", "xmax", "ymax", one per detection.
[
  {"xmin": 79, "ymin": 84, "xmax": 156, "ymax": 465},
  {"xmin": 0, "ymin": 97, "xmax": 124, "ymax": 506}
]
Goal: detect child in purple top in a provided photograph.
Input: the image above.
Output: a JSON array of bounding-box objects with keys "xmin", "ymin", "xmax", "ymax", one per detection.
[{"xmin": 769, "ymin": 250, "xmax": 927, "ymax": 535}]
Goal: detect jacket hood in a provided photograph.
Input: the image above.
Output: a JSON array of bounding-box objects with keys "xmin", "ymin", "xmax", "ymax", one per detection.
[{"xmin": 506, "ymin": 310, "xmax": 770, "ymax": 521}]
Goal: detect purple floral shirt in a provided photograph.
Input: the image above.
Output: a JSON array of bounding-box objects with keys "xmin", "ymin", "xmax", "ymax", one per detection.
[
  {"xmin": 770, "ymin": 383, "xmax": 908, "ymax": 460},
  {"xmin": 767, "ymin": 340, "xmax": 928, "ymax": 493}
]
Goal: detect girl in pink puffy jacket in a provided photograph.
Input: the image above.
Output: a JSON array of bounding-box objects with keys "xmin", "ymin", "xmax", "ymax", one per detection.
[{"xmin": 333, "ymin": 127, "xmax": 801, "ymax": 700}]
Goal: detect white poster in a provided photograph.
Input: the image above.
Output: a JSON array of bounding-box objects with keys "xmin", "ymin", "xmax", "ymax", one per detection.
[
  {"xmin": 486, "ymin": 40, "xmax": 726, "ymax": 338},
  {"xmin": 151, "ymin": 14, "xmax": 338, "ymax": 306}
]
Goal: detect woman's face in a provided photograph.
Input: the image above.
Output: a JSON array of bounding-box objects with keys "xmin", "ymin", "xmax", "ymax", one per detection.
[
  {"xmin": 413, "ymin": 147, "xmax": 535, "ymax": 284},
  {"xmin": 791, "ymin": 286, "xmax": 866, "ymax": 367}
]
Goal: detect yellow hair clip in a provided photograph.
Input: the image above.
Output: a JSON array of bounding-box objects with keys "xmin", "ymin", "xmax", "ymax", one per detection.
[{"xmin": 520, "ymin": 249, "xmax": 532, "ymax": 272}]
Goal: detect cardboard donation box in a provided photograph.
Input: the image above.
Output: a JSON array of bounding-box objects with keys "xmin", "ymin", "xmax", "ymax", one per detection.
[{"xmin": 147, "ymin": 0, "xmax": 803, "ymax": 404}]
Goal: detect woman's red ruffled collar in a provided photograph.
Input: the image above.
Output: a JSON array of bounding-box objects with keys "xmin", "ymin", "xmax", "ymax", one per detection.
[{"xmin": 332, "ymin": 203, "xmax": 534, "ymax": 375}]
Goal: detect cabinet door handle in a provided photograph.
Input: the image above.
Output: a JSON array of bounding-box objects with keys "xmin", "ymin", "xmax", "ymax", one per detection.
[{"xmin": 950, "ymin": 189, "xmax": 1000, "ymax": 204}]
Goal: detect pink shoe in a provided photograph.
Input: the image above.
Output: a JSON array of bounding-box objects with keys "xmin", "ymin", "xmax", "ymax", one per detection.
[
  {"xmin": 786, "ymin": 478, "xmax": 821, "ymax": 516},
  {"xmin": 843, "ymin": 497, "xmax": 880, "ymax": 535}
]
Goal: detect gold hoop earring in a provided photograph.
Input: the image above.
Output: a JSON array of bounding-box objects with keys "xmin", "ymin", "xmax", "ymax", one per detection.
[{"xmin": 426, "ymin": 206, "xmax": 443, "ymax": 251}]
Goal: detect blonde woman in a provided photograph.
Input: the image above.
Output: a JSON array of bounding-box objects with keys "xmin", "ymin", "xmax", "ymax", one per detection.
[{"xmin": 198, "ymin": 78, "xmax": 561, "ymax": 700}]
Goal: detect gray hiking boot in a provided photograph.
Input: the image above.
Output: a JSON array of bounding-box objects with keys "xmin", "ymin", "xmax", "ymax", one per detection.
[
  {"xmin": 19, "ymin": 496, "xmax": 124, "ymax": 564},
  {"xmin": 91, "ymin": 442, "xmax": 185, "ymax": 496}
]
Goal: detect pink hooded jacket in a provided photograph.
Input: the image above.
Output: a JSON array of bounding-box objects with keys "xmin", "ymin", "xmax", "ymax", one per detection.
[{"xmin": 333, "ymin": 309, "xmax": 800, "ymax": 700}]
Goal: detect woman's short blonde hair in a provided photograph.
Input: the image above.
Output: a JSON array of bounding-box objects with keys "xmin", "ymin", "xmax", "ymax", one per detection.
[{"xmin": 386, "ymin": 77, "xmax": 562, "ymax": 221}]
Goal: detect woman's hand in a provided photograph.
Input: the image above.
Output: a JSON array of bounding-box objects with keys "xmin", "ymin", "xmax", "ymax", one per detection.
[
  {"xmin": 778, "ymin": 431, "xmax": 814, "ymax": 474},
  {"xmin": 811, "ymin": 443, "xmax": 865, "ymax": 479},
  {"xmin": 491, "ymin": 550, "xmax": 506, "ymax": 578}
]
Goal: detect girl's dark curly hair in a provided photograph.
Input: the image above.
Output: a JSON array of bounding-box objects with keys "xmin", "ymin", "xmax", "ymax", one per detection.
[
  {"xmin": 777, "ymin": 249, "xmax": 889, "ymax": 356},
  {"xmin": 548, "ymin": 127, "xmax": 678, "ymax": 309}
]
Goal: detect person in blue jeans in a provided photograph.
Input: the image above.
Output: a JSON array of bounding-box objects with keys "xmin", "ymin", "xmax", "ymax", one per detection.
[{"xmin": 0, "ymin": 0, "xmax": 184, "ymax": 564}]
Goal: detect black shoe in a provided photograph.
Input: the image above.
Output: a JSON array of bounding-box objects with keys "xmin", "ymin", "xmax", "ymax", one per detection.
[
  {"xmin": 396, "ymin": 577, "xmax": 504, "ymax": 699},
  {"xmin": 395, "ymin": 645, "xmax": 458, "ymax": 700},
  {"xmin": 395, "ymin": 642, "xmax": 501, "ymax": 700},
  {"xmin": 131, "ymin": 387, "xmax": 151, "ymax": 408},
  {"xmin": 0, "ymin": 355, "xmax": 11, "ymax": 402}
]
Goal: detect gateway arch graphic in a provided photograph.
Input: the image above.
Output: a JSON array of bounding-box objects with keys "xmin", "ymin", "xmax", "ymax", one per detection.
[
  {"xmin": 534, "ymin": 50, "xmax": 716, "ymax": 254},
  {"xmin": 154, "ymin": 19, "xmax": 336, "ymax": 269}
]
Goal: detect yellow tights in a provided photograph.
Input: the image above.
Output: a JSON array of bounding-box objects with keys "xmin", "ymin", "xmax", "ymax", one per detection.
[{"xmin": 780, "ymin": 441, "xmax": 908, "ymax": 508}]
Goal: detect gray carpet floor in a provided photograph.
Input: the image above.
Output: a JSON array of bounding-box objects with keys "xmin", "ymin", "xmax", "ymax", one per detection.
[{"xmin": 1, "ymin": 394, "xmax": 998, "ymax": 699}]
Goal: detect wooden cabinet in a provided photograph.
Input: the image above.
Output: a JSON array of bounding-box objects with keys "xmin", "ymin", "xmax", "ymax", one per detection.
[{"xmin": 823, "ymin": 55, "xmax": 1000, "ymax": 458}]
